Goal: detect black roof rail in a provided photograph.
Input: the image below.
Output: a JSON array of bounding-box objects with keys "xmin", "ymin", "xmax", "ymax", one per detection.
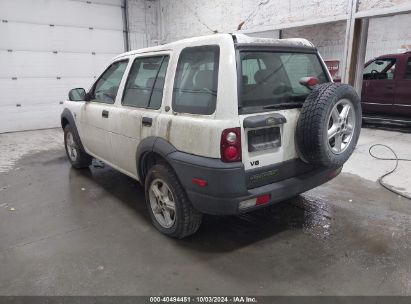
[{"xmin": 229, "ymin": 33, "xmax": 238, "ymax": 44}]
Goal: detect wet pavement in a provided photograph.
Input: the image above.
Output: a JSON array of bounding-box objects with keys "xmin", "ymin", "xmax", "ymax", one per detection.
[{"xmin": 1, "ymin": 139, "xmax": 411, "ymax": 295}]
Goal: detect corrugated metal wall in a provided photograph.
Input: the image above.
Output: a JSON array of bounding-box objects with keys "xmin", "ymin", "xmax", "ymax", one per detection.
[{"xmin": 0, "ymin": 0, "xmax": 125, "ymax": 133}]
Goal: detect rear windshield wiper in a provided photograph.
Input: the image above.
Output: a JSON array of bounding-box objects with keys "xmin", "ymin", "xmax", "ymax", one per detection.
[{"xmin": 262, "ymin": 102, "xmax": 303, "ymax": 109}]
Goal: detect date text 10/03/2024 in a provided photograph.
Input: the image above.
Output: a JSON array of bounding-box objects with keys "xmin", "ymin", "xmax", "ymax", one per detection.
[{"xmin": 149, "ymin": 296, "xmax": 258, "ymax": 303}]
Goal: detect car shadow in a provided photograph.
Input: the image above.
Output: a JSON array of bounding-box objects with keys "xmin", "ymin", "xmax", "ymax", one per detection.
[
  {"xmin": 180, "ymin": 194, "xmax": 330, "ymax": 253},
  {"xmin": 69, "ymin": 161, "xmax": 151, "ymax": 223},
  {"xmin": 72, "ymin": 161, "xmax": 330, "ymax": 253}
]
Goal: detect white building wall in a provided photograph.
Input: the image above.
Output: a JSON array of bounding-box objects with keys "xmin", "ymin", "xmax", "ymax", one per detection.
[
  {"xmin": 358, "ymin": 0, "xmax": 411, "ymax": 11},
  {"xmin": 159, "ymin": 0, "xmax": 249, "ymax": 43},
  {"xmin": 241, "ymin": 0, "xmax": 348, "ymax": 31},
  {"xmin": 150, "ymin": 0, "xmax": 411, "ymax": 79},
  {"xmin": 158, "ymin": 0, "xmax": 349, "ymax": 43},
  {"xmin": 280, "ymin": 13, "xmax": 411, "ymax": 74},
  {"xmin": 282, "ymin": 21, "xmax": 347, "ymax": 78},
  {"xmin": 366, "ymin": 13, "xmax": 411, "ymax": 60},
  {"xmin": 127, "ymin": 0, "xmax": 161, "ymax": 49}
]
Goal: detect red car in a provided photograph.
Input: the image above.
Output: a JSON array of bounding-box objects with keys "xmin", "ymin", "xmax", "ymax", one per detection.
[{"xmin": 362, "ymin": 51, "xmax": 411, "ymax": 119}]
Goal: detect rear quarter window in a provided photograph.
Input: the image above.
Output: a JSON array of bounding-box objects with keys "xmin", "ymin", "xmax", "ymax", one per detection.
[{"xmin": 172, "ymin": 45, "xmax": 220, "ymax": 115}]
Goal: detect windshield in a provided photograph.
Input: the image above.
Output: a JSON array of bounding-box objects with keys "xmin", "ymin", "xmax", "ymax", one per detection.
[{"xmin": 239, "ymin": 51, "xmax": 328, "ymax": 113}]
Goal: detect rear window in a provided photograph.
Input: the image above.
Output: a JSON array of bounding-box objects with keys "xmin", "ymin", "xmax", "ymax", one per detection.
[
  {"xmin": 172, "ymin": 45, "xmax": 219, "ymax": 115},
  {"xmin": 240, "ymin": 51, "xmax": 328, "ymax": 113}
]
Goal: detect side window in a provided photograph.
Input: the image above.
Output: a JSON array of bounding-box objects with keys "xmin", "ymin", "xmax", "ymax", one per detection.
[
  {"xmin": 92, "ymin": 60, "xmax": 128, "ymax": 104},
  {"xmin": 405, "ymin": 57, "xmax": 411, "ymax": 80},
  {"xmin": 122, "ymin": 56, "xmax": 169, "ymax": 109},
  {"xmin": 150, "ymin": 57, "xmax": 169, "ymax": 109},
  {"xmin": 173, "ymin": 46, "xmax": 220, "ymax": 115},
  {"xmin": 363, "ymin": 58, "xmax": 396, "ymax": 80}
]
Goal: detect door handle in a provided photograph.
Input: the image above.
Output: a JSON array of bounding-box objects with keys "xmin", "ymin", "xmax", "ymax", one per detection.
[
  {"xmin": 102, "ymin": 110, "xmax": 109, "ymax": 118},
  {"xmin": 142, "ymin": 116, "xmax": 152, "ymax": 127},
  {"xmin": 386, "ymin": 86, "xmax": 394, "ymax": 90}
]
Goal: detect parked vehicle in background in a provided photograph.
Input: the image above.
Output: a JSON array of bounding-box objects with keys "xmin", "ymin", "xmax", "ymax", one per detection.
[
  {"xmin": 61, "ymin": 34, "xmax": 362, "ymax": 238},
  {"xmin": 362, "ymin": 51, "xmax": 411, "ymax": 120}
]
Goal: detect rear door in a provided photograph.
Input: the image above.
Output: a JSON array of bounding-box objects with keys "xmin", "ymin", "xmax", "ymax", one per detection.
[
  {"xmin": 80, "ymin": 59, "xmax": 129, "ymax": 163},
  {"xmin": 238, "ymin": 50, "xmax": 329, "ymax": 188},
  {"xmin": 109, "ymin": 54, "xmax": 170, "ymax": 177},
  {"xmin": 393, "ymin": 55, "xmax": 411, "ymax": 116},
  {"xmin": 361, "ymin": 58, "xmax": 396, "ymax": 115}
]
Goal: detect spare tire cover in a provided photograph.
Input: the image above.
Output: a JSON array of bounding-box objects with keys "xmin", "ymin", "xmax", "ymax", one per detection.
[{"xmin": 296, "ymin": 83, "xmax": 362, "ymax": 167}]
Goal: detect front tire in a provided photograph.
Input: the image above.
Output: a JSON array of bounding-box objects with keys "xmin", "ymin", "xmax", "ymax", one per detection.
[
  {"xmin": 145, "ymin": 163, "xmax": 202, "ymax": 239},
  {"xmin": 64, "ymin": 125, "xmax": 92, "ymax": 169}
]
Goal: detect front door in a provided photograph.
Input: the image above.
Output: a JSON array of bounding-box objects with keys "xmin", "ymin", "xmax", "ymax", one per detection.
[
  {"xmin": 362, "ymin": 58, "xmax": 396, "ymax": 115},
  {"xmin": 393, "ymin": 55, "xmax": 411, "ymax": 116},
  {"xmin": 80, "ymin": 60, "xmax": 129, "ymax": 163}
]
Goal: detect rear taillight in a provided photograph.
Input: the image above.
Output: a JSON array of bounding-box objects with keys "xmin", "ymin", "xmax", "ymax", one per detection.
[
  {"xmin": 239, "ymin": 194, "xmax": 272, "ymax": 210},
  {"xmin": 256, "ymin": 194, "xmax": 271, "ymax": 205},
  {"xmin": 220, "ymin": 128, "xmax": 241, "ymax": 162}
]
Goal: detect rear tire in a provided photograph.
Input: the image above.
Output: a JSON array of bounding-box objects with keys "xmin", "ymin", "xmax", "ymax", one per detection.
[
  {"xmin": 64, "ymin": 125, "xmax": 92, "ymax": 169},
  {"xmin": 145, "ymin": 163, "xmax": 202, "ymax": 239}
]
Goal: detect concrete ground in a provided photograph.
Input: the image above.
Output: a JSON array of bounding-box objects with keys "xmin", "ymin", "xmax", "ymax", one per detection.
[{"xmin": 0, "ymin": 127, "xmax": 411, "ymax": 295}]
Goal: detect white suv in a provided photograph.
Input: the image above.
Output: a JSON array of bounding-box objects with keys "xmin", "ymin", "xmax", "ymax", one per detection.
[{"xmin": 62, "ymin": 34, "xmax": 361, "ymax": 238}]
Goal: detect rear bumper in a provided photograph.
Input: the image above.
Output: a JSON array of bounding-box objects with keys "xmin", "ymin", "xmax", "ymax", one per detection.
[
  {"xmin": 187, "ymin": 166, "xmax": 340, "ymax": 214},
  {"xmin": 167, "ymin": 151, "xmax": 341, "ymax": 215}
]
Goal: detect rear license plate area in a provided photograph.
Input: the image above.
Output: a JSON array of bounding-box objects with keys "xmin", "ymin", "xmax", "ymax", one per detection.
[{"xmin": 248, "ymin": 127, "xmax": 281, "ymax": 152}]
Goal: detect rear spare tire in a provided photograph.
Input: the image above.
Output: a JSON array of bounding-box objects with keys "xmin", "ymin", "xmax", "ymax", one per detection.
[{"xmin": 296, "ymin": 83, "xmax": 361, "ymax": 167}]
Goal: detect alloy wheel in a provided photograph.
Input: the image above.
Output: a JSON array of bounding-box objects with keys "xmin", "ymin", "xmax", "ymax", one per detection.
[
  {"xmin": 148, "ymin": 178, "xmax": 176, "ymax": 228},
  {"xmin": 66, "ymin": 131, "xmax": 78, "ymax": 161},
  {"xmin": 327, "ymin": 99, "xmax": 356, "ymax": 154}
]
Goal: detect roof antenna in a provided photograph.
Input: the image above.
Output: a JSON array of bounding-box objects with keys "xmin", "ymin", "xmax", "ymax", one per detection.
[
  {"xmin": 237, "ymin": 21, "xmax": 245, "ymax": 31},
  {"xmin": 236, "ymin": 0, "xmax": 270, "ymax": 31}
]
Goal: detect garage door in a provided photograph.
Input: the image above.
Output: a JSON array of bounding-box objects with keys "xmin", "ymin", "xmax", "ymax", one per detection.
[{"xmin": 0, "ymin": 0, "xmax": 125, "ymax": 133}]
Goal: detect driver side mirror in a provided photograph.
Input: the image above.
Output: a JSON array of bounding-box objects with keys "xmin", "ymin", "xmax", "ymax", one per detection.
[{"xmin": 68, "ymin": 88, "xmax": 91, "ymax": 101}]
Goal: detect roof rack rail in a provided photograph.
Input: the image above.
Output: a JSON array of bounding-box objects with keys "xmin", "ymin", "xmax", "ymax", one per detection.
[{"xmin": 230, "ymin": 33, "xmax": 238, "ymax": 44}]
